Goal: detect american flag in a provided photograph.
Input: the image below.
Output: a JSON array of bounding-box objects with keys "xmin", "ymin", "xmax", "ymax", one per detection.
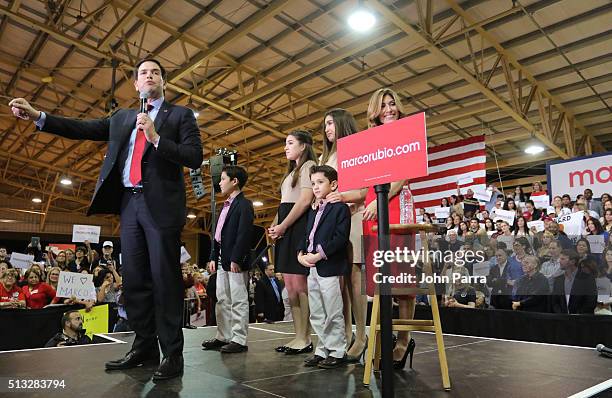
[{"xmin": 409, "ymin": 135, "xmax": 487, "ymax": 214}]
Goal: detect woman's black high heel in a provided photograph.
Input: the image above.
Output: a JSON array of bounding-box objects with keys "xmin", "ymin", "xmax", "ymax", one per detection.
[{"xmin": 393, "ymin": 338, "xmax": 416, "ymax": 370}]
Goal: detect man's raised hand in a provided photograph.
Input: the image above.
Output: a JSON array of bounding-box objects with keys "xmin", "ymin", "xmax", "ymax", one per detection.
[{"xmin": 8, "ymin": 98, "xmax": 41, "ymax": 121}]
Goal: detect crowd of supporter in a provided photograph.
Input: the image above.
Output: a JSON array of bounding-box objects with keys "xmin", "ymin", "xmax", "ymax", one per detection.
[
  {"xmin": 0, "ymin": 239, "xmax": 291, "ymax": 333},
  {"xmin": 1, "ymin": 183, "xmax": 610, "ymax": 341},
  {"xmin": 414, "ymin": 183, "xmax": 611, "ymax": 315}
]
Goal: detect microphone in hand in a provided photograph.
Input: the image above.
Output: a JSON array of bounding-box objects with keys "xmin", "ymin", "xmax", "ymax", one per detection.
[
  {"xmin": 139, "ymin": 91, "xmax": 149, "ymax": 114},
  {"xmin": 596, "ymin": 344, "xmax": 612, "ymax": 359}
]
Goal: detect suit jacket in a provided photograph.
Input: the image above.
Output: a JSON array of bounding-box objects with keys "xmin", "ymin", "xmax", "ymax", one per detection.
[
  {"xmin": 300, "ymin": 202, "xmax": 351, "ymax": 277},
  {"xmin": 487, "ymin": 259, "xmax": 520, "ymax": 296},
  {"xmin": 39, "ymin": 101, "xmax": 203, "ymax": 228},
  {"xmin": 211, "ymin": 192, "xmax": 254, "ymax": 271},
  {"xmin": 254, "ymin": 277, "xmax": 285, "ymax": 322},
  {"xmin": 587, "ymin": 200, "xmax": 602, "ymax": 217},
  {"xmin": 550, "ymin": 270, "xmax": 597, "ymax": 314}
]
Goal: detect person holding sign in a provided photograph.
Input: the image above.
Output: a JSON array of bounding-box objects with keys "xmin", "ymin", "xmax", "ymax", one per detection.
[
  {"xmin": 362, "ymin": 88, "xmax": 416, "ymax": 370},
  {"xmin": 268, "ymin": 131, "xmax": 316, "ymax": 355},
  {"xmin": 552, "ymin": 196, "xmax": 571, "ymax": 218},
  {"xmin": 318, "ymin": 109, "xmax": 368, "ymax": 363},
  {"xmin": 9, "ymin": 58, "xmax": 203, "ymax": 380}
]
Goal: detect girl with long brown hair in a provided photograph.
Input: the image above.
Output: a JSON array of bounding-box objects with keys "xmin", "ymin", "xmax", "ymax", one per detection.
[
  {"xmin": 319, "ymin": 108, "xmax": 369, "ymax": 362},
  {"xmin": 268, "ymin": 130, "xmax": 317, "ymax": 355}
]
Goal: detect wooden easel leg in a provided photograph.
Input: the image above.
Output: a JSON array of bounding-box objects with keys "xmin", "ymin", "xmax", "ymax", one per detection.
[
  {"xmin": 429, "ymin": 293, "xmax": 451, "ymax": 390},
  {"xmin": 363, "ymin": 293, "xmax": 380, "ymax": 386}
]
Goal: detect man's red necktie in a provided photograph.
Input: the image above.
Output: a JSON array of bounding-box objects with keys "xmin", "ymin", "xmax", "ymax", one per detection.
[{"xmin": 129, "ymin": 104, "xmax": 154, "ymax": 186}]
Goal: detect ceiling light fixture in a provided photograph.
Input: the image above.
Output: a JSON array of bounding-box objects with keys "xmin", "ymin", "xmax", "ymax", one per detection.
[
  {"xmin": 187, "ymin": 211, "xmax": 197, "ymax": 219},
  {"xmin": 60, "ymin": 177, "xmax": 72, "ymax": 185},
  {"xmin": 524, "ymin": 145, "xmax": 544, "ymax": 155},
  {"xmin": 348, "ymin": 3, "xmax": 376, "ymax": 32},
  {"xmin": 32, "ymin": 197, "xmax": 42, "ymax": 203},
  {"xmin": 253, "ymin": 201, "xmax": 264, "ymax": 207}
]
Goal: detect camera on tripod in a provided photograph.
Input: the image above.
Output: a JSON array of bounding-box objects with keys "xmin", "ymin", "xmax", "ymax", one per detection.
[{"xmin": 189, "ymin": 148, "xmax": 238, "ymax": 199}]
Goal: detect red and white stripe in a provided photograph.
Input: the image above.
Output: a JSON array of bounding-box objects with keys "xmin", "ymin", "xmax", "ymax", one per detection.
[{"xmin": 410, "ymin": 135, "xmax": 486, "ymax": 213}]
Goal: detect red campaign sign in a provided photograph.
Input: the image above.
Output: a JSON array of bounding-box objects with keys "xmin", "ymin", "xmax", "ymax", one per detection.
[{"xmin": 336, "ymin": 112, "xmax": 428, "ymax": 192}]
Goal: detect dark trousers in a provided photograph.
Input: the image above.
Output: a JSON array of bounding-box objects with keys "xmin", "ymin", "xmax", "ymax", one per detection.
[{"xmin": 120, "ymin": 192, "xmax": 184, "ymax": 357}]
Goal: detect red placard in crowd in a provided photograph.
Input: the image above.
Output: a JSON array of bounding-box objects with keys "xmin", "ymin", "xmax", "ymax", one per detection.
[{"xmin": 336, "ymin": 112, "xmax": 428, "ymax": 191}]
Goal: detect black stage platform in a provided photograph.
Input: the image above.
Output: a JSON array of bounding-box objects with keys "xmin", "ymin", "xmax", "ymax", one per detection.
[{"xmin": 1, "ymin": 322, "xmax": 611, "ymax": 397}]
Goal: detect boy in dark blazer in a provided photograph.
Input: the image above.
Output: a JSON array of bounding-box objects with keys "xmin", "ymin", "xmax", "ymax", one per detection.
[
  {"xmin": 202, "ymin": 166, "xmax": 254, "ymax": 353},
  {"xmin": 298, "ymin": 165, "xmax": 350, "ymax": 369}
]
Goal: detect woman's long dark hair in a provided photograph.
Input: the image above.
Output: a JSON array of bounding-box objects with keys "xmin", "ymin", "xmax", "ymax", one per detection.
[
  {"xmin": 513, "ymin": 216, "xmax": 530, "ymax": 235},
  {"xmin": 282, "ymin": 130, "xmax": 317, "ymax": 189},
  {"xmin": 320, "ymin": 108, "xmax": 359, "ymax": 166}
]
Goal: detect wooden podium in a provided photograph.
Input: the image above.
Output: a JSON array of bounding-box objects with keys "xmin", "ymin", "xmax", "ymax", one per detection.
[{"xmin": 363, "ymin": 223, "xmax": 451, "ymax": 391}]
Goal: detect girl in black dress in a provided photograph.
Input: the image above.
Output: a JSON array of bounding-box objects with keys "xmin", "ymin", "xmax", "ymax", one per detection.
[{"xmin": 268, "ymin": 130, "xmax": 316, "ymax": 354}]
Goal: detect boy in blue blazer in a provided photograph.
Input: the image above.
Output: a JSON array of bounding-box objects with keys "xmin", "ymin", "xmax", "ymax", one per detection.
[{"xmin": 298, "ymin": 165, "xmax": 351, "ymax": 369}]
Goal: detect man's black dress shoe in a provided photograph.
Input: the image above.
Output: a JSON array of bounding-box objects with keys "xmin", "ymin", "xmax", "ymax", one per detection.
[
  {"xmin": 201, "ymin": 338, "xmax": 228, "ymax": 350},
  {"xmin": 304, "ymin": 355, "xmax": 325, "ymax": 367},
  {"xmin": 220, "ymin": 342, "xmax": 248, "ymax": 353},
  {"xmin": 152, "ymin": 355, "xmax": 184, "ymax": 381},
  {"xmin": 105, "ymin": 349, "xmax": 159, "ymax": 370}
]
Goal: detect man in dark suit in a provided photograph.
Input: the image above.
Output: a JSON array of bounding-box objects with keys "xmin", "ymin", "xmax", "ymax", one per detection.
[
  {"xmin": 487, "ymin": 246, "xmax": 516, "ymax": 310},
  {"xmin": 255, "ymin": 264, "xmax": 285, "ymax": 322},
  {"xmin": 584, "ymin": 189, "xmax": 602, "ymax": 217},
  {"xmin": 202, "ymin": 166, "xmax": 254, "ymax": 353},
  {"xmin": 9, "ymin": 58, "xmax": 203, "ymax": 380},
  {"xmin": 551, "ymin": 249, "xmax": 597, "ymax": 314}
]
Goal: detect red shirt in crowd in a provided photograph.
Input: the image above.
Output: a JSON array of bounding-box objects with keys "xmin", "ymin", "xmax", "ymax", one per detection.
[
  {"xmin": 0, "ymin": 284, "xmax": 25, "ymax": 303},
  {"xmin": 22, "ymin": 283, "xmax": 56, "ymax": 309},
  {"xmin": 194, "ymin": 282, "xmax": 206, "ymax": 297},
  {"xmin": 530, "ymin": 190, "xmax": 547, "ymax": 197}
]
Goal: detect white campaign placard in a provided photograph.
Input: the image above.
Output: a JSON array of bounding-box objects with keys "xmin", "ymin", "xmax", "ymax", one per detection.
[
  {"xmin": 180, "ymin": 246, "xmax": 191, "ymax": 263},
  {"xmin": 492, "ymin": 209, "xmax": 515, "ymax": 226},
  {"xmin": 72, "ymin": 224, "xmax": 101, "ymax": 244},
  {"xmin": 546, "ymin": 206, "xmax": 555, "ymax": 215},
  {"xmin": 434, "ymin": 207, "xmax": 450, "ymax": 220},
  {"xmin": 415, "ymin": 215, "xmax": 424, "ymax": 223},
  {"xmin": 527, "ymin": 220, "xmax": 545, "ymax": 232},
  {"xmin": 532, "ymin": 195, "xmax": 550, "ymax": 209},
  {"xmin": 559, "ymin": 212, "xmax": 584, "ymax": 237},
  {"xmin": 56, "ymin": 271, "xmax": 96, "ymax": 301},
  {"xmin": 473, "ymin": 190, "xmax": 492, "ymax": 202},
  {"xmin": 473, "ymin": 261, "xmax": 490, "ymax": 277},
  {"xmin": 10, "ymin": 252, "xmax": 35, "ymax": 269},
  {"xmin": 587, "ymin": 235, "xmax": 605, "ymax": 254}
]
